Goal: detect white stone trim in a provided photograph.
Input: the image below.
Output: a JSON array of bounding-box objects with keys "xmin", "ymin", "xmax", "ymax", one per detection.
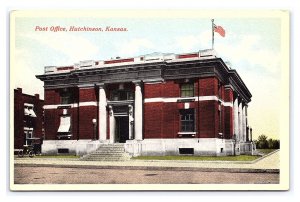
[
  {"xmin": 125, "ymin": 138, "xmax": 233, "ymax": 156},
  {"xmin": 78, "ymin": 84, "xmax": 95, "ymax": 88},
  {"xmin": 44, "ymin": 102, "xmax": 97, "ymax": 109},
  {"xmin": 144, "ymin": 96, "xmax": 233, "ymax": 107},
  {"xmin": 79, "ymin": 101, "xmax": 97, "ymax": 107},
  {"xmin": 44, "ymin": 97, "xmax": 233, "ymax": 109},
  {"xmin": 223, "ymin": 102, "xmax": 233, "ymax": 107},
  {"xmin": 143, "ymin": 78, "xmax": 164, "ymax": 84}
]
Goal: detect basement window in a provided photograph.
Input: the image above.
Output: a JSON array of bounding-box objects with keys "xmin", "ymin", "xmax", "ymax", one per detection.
[
  {"xmin": 58, "ymin": 148, "xmax": 69, "ymax": 154},
  {"xmin": 179, "ymin": 148, "xmax": 194, "ymax": 155}
]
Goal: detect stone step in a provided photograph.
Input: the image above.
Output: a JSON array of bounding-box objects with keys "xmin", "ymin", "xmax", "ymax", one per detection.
[
  {"xmin": 96, "ymin": 148, "xmax": 125, "ymax": 151},
  {"xmin": 96, "ymin": 150, "xmax": 124, "ymax": 152},
  {"xmin": 80, "ymin": 144, "xmax": 131, "ymax": 161}
]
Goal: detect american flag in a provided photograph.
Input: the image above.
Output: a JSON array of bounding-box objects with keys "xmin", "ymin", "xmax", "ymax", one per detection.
[{"xmin": 213, "ymin": 24, "xmax": 225, "ymax": 37}]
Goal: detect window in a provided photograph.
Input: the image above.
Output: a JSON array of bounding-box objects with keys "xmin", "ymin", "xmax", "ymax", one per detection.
[
  {"xmin": 180, "ymin": 109, "xmax": 195, "ymax": 132},
  {"xmin": 181, "ymin": 83, "xmax": 194, "ymax": 97},
  {"xmin": 57, "ymin": 116, "xmax": 71, "ymax": 133},
  {"xmin": 61, "ymin": 94, "xmax": 72, "ymax": 104},
  {"xmin": 60, "ymin": 89, "xmax": 73, "ymax": 104},
  {"xmin": 24, "ymin": 103, "xmax": 37, "ymax": 117},
  {"xmin": 111, "ymin": 90, "xmax": 134, "ymax": 101}
]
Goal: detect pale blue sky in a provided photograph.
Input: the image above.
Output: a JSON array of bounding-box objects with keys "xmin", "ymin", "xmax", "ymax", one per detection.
[{"xmin": 13, "ymin": 13, "xmax": 285, "ymax": 139}]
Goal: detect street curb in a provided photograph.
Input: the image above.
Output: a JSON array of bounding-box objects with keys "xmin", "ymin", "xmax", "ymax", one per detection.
[{"xmin": 14, "ymin": 163, "xmax": 279, "ymax": 173}]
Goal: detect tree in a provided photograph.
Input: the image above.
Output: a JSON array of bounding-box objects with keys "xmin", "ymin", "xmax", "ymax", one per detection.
[
  {"xmin": 256, "ymin": 134, "xmax": 269, "ymax": 149},
  {"xmin": 268, "ymin": 138, "xmax": 280, "ymax": 149},
  {"xmin": 254, "ymin": 135, "xmax": 280, "ymax": 149}
]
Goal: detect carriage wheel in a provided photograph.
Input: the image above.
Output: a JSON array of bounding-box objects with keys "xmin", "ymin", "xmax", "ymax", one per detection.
[
  {"xmin": 29, "ymin": 151, "xmax": 34, "ymax": 158},
  {"xmin": 18, "ymin": 150, "xmax": 24, "ymax": 158}
]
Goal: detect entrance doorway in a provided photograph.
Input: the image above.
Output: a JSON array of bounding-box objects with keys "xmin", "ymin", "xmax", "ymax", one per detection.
[{"xmin": 115, "ymin": 116, "xmax": 129, "ymax": 143}]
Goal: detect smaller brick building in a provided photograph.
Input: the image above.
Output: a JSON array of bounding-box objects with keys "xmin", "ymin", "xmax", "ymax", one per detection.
[{"xmin": 14, "ymin": 88, "xmax": 44, "ymax": 150}]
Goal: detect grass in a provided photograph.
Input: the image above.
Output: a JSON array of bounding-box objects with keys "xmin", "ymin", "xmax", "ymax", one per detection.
[
  {"xmin": 132, "ymin": 155, "xmax": 260, "ymax": 161},
  {"xmin": 256, "ymin": 149, "xmax": 277, "ymax": 155},
  {"xmin": 34, "ymin": 155, "xmax": 80, "ymax": 159}
]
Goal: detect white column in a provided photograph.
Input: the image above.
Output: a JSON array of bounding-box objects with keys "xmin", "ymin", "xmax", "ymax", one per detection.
[
  {"xmin": 109, "ymin": 106, "xmax": 115, "ymax": 143},
  {"xmin": 134, "ymin": 81, "xmax": 143, "ymax": 140},
  {"xmin": 128, "ymin": 105, "xmax": 134, "ymax": 140},
  {"xmin": 98, "ymin": 83, "xmax": 107, "ymax": 142},
  {"xmin": 242, "ymin": 104, "xmax": 247, "ymax": 142},
  {"xmin": 233, "ymin": 96, "xmax": 239, "ymax": 140},
  {"xmin": 238, "ymin": 100, "xmax": 243, "ymax": 142}
]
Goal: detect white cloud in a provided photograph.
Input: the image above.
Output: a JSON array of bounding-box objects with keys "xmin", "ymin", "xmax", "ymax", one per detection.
[
  {"xmin": 21, "ymin": 32, "xmax": 100, "ymax": 64},
  {"xmin": 216, "ymin": 34, "xmax": 281, "ymax": 75},
  {"xmin": 174, "ymin": 30, "xmax": 211, "ymax": 52},
  {"xmin": 117, "ymin": 38, "xmax": 155, "ymax": 57}
]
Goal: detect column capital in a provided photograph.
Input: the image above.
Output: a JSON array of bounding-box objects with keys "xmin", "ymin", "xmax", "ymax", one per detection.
[
  {"xmin": 96, "ymin": 83, "xmax": 105, "ymax": 88},
  {"xmin": 132, "ymin": 80, "xmax": 142, "ymax": 86},
  {"xmin": 224, "ymin": 84, "xmax": 234, "ymax": 90},
  {"xmin": 238, "ymin": 97, "xmax": 244, "ymax": 104}
]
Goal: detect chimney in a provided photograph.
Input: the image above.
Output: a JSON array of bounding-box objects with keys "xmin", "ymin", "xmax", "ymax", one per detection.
[{"xmin": 17, "ymin": 87, "xmax": 22, "ymax": 93}]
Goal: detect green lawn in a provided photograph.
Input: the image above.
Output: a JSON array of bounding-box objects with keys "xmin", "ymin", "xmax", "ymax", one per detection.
[
  {"xmin": 34, "ymin": 155, "xmax": 80, "ymax": 159},
  {"xmin": 132, "ymin": 155, "xmax": 260, "ymax": 161}
]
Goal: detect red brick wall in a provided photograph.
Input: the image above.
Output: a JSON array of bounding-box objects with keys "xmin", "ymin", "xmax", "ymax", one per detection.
[
  {"xmin": 143, "ymin": 77, "xmax": 221, "ymax": 139},
  {"xmin": 162, "ymin": 103, "xmax": 180, "ymax": 138},
  {"xmin": 79, "ymin": 88, "xmax": 97, "ymax": 102},
  {"xmin": 14, "ymin": 89, "xmax": 25, "ymax": 149},
  {"xmin": 144, "ymin": 103, "xmax": 163, "ymax": 138},
  {"xmin": 199, "ymin": 100, "xmax": 216, "ymax": 138},
  {"xmin": 70, "ymin": 107, "xmax": 79, "ymax": 140},
  {"xmin": 224, "ymin": 88, "xmax": 234, "ymax": 139},
  {"xmin": 78, "ymin": 88, "xmax": 98, "ymax": 139},
  {"xmin": 163, "ymin": 81, "xmax": 180, "ymax": 98},
  {"xmin": 78, "ymin": 106, "xmax": 97, "ymax": 139},
  {"xmin": 224, "ymin": 87, "xmax": 233, "ymax": 102},
  {"xmin": 144, "ymin": 83, "xmax": 163, "ymax": 98},
  {"xmin": 44, "ymin": 108, "xmax": 59, "ymax": 140},
  {"xmin": 45, "ymin": 89, "xmax": 60, "ymax": 105},
  {"xmin": 199, "ymin": 77, "xmax": 218, "ymax": 96}
]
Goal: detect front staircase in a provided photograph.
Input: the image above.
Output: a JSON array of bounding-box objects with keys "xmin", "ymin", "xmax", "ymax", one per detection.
[{"xmin": 80, "ymin": 144, "xmax": 131, "ymax": 161}]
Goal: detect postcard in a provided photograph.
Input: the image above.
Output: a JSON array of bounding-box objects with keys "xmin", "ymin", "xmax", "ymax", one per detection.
[{"xmin": 10, "ymin": 10, "xmax": 289, "ymax": 191}]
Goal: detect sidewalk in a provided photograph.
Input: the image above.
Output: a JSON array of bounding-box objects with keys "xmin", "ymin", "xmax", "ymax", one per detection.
[{"xmin": 14, "ymin": 150, "xmax": 280, "ymax": 173}]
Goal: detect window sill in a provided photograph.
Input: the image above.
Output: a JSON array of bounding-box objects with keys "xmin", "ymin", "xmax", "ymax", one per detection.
[
  {"xmin": 177, "ymin": 98, "xmax": 195, "ymax": 103},
  {"xmin": 178, "ymin": 132, "xmax": 197, "ymax": 138}
]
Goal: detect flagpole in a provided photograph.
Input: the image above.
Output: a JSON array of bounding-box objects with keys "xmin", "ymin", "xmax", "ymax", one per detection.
[{"xmin": 211, "ymin": 19, "xmax": 214, "ymax": 50}]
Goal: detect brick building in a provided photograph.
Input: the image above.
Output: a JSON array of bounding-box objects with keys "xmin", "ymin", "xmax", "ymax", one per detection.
[
  {"xmin": 14, "ymin": 88, "xmax": 44, "ymax": 149},
  {"xmin": 36, "ymin": 49, "xmax": 254, "ymax": 156}
]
